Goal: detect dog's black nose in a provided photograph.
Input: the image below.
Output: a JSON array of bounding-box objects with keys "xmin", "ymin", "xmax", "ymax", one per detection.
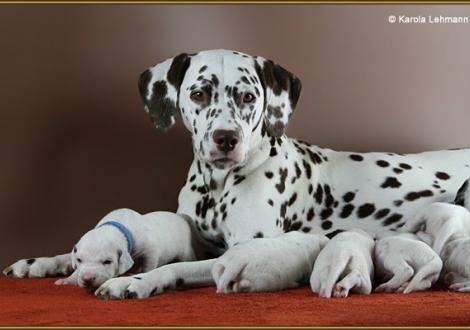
[
  {"xmin": 82, "ymin": 278, "xmax": 95, "ymax": 288},
  {"xmin": 213, "ymin": 130, "xmax": 239, "ymax": 153}
]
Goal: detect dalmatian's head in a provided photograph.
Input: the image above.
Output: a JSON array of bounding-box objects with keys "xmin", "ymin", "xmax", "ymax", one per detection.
[
  {"xmin": 70, "ymin": 228, "xmax": 134, "ymax": 289},
  {"xmin": 138, "ymin": 49, "xmax": 302, "ymax": 170}
]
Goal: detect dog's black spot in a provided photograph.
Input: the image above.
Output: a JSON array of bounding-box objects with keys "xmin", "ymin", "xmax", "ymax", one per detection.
[
  {"xmin": 233, "ymin": 175, "xmax": 245, "ymax": 185},
  {"xmin": 357, "ymin": 203, "xmax": 376, "ymax": 218},
  {"xmin": 265, "ymin": 171, "xmax": 274, "ymax": 179},
  {"xmin": 308, "ymin": 184, "xmax": 313, "ymax": 195},
  {"xmin": 270, "ymin": 147, "xmax": 278, "ymax": 157},
  {"xmin": 393, "ymin": 168, "xmax": 403, "ymax": 174},
  {"xmin": 290, "ymin": 222, "xmax": 302, "ymax": 231},
  {"xmin": 326, "ymin": 229, "xmax": 344, "ymax": 239},
  {"xmin": 321, "ymin": 221, "xmax": 333, "ymax": 230},
  {"xmin": 343, "ymin": 192, "xmax": 355, "ymax": 203},
  {"xmin": 405, "ymin": 190, "xmax": 434, "ymax": 201},
  {"xmin": 254, "ymin": 232, "xmax": 264, "ymax": 238},
  {"xmin": 399, "ymin": 163, "xmax": 412, "ymax": 170},
  {"xmin": 124, "ymin": 290, "xmax": 138, "ymax": 299},
  {"xmin": 381, "ymin": 177, "xmax": 402, "ymax": 189},
  {"xmin": 320, "ymin": 208, "xmax": 334, "ymax": 220},
  {"xmin": 376, "ymin": 160, "xmax": 390, "ymax": 167},
  {"xmin": 350, "ymin": 154, "xmax": 364, "ymax": 161},
  {"xmin": 302, "ymin": 227, "xmax": 311, "ymax": 233},
  {"xmin": 26, "ymin": 258, "xmax": 36, "ymax": 265},
  {"xmin": 436, "ymin": 171, "xmax": 451, "ymax": 180},
  {"xmin": 275, "ymin": 168, "xmax": 288, "ymax": 193},
  {"xmin": 324, "ymin": 185, "xmax": 334, "ymax": 208},
  {"xmin": 133, "ymin": 276, "xmax": 142, "ymax": 280},
  {"xmin": 6, "ymin": 269, "xmax": 13, "ymax": 276},
  {"xmin": 307, "ymin": 208, "xmax": 315, "ymax": 221},
  {"xmin": 150, "ymin": 288, "xmax": 158, "ymax": 296},
  {"xmin": 383, "ymin": 213, "xmax": 403, "ymax": 226},
  {"xmin": 231, "ymin": 197, "xmax": 237, "ymax": 205},
  {"xmin": 340, "ymin": 204, "xmax": 355, "ymax": 218},
  {"xmin": 268, "ymin": 199, "xmax": 274, "ymax": 206},
  {"xmin": 302, "ymin": 159, "xmax": 312, "ymax": 179},
  {"xmin": 288, "ymin": 193, "xmax": 297, "ymax": 206},
  {"xmin": 394, "ymin": 200, "xmax": 403, "ymax": 207},
  {"xmin": 314, "ymin": 185, "xmax": 323, "ymax": 204},
  {"xmin": 198, "ymin": 65, "xmax": 208, "ymax": 73}
]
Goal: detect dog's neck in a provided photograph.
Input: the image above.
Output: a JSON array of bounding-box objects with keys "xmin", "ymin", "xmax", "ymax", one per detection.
[{"xmin": 199, "ymin": 121, "xmax": 278, "ymax": 197}]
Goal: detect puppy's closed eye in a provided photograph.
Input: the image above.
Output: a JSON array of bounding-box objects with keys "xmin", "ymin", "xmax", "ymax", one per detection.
[{"xmin": 102, "ymin": 260, "xmax": 112, "ymax": 265}]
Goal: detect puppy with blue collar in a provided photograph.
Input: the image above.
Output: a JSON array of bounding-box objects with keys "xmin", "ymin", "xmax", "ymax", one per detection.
[{"xmin": 55, "ymin": 208, "xmax": 197, "ymax": 290}]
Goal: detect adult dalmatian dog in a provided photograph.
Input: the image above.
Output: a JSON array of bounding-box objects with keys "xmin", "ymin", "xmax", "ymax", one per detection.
[{"xmin": 4, "ymin": 49, "xmax": 470, "ymax": 299}]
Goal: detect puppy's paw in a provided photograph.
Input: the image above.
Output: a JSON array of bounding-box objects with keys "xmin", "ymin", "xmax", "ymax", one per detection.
[{"xmin": 3, "ymin": 258, "xmax": 61, "ymax": 278}]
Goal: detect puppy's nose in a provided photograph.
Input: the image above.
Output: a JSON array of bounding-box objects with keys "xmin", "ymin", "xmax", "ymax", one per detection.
[
  {"xmin": 82, "ymin": 276, "xmax": 96, "ymax": 288},
  {"xmin": 213, "ymin": 130, "xmax": 239, "ymax": 153}
]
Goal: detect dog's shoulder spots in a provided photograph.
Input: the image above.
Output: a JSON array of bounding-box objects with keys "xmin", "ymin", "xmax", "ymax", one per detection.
[
  {"xmin": 342, "ymin": 192, "xmax": 355, "ymax": 203},
  {"xmin": 383, "ymin": 213, "xmax": 403, "ymax": 226},
  {"xmin": 326, "ymin": 229, "xmax": 344, "ymax": 239},
  {"xmin": 253, "ymin": 232, "xmax": 264, "ymax": 238},
  {"xmin": 349, "ymin": 154, "xmax": 364, "ymax": 162},
  {"xmin": 340, "ymin": 204, "xmax": 355, "ymax": 218},
  {"xmin": 376, "ymin": 160, "xmax": 390, "ymax": 167},
  {"xmin": 357, "ymin": 203, "xmax": 376, "ymax": 218},
  {"xmin": 436, "ymin": 171, "xmax": 451, "ymax": 180},
  {"xmin": 375, "ymin": 208, "xmax": 390, "ymax": 219},
  {"xmin": 381, "ymin": 177, "xmax": 402, "ymax": 189},
  {"xmin": 404, "ymin": 190, "xmax": 434, "ymax": 201},
  {"xmin": 321, "ymin": 220, "xmax": 333, "ymax": 230},
  {"xmin": 399, "ymin": 163, "xmax": 412, "ymax": 170}
]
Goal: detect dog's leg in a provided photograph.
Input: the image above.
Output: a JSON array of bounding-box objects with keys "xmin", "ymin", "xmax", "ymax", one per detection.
[
  {"xmin": 375, "ymin": 259, "xmax": 414, "ymax": 293},
  {"xmin": 401, "ymin": 257, "xmax": 442, "ymax": 294},
  {"xmin": 3, "ymin": 253, "xmax": 72, "ymax": 278},
  {"xmin": 55, "ymin": 269, "xmax": 78, "ymax": 286},
  {"xmin": 95, "ymin": 259, "xmax": 216, "ymax": 300}
]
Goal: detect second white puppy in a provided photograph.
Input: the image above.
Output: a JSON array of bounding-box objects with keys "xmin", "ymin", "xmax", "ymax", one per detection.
[
  {"xmin": 310, "ymin": 229, "xmax": 374, "ymax": 298},
  {"xmin": 212, "ymin": 232, "xmax": 329, "ymax": 293},
  {"xmin": 54, "ymin": 208, "xmax": 197, "ymax": 289},
  {"xmin": 374, "ymin": 232, "xmax": 442, "ymax": 294}
]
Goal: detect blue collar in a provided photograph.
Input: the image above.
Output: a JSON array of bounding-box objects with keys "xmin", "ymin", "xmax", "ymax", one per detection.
[{"xmin": 97, "ymin": 221, "xmax": 134, "ymax": 253}]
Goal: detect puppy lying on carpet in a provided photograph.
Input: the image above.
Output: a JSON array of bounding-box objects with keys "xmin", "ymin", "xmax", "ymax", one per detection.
[
  {"xmin": 310, "ymin": 229, "xmax": 374, "ymax": 298},
  {"xmin": 212, "ymin": 232, "xmax": 329, "ymax": 293},
  {"xmin": 53, "ymin": 208, "xmax": 196, "ymax": 289},
  {"xmin": 374, "ymin": 232, "xmax": 442, "ymax": 294},
  {"xmin": 399, "ymin": 201, "xmax": 470, "ymax": 292}
]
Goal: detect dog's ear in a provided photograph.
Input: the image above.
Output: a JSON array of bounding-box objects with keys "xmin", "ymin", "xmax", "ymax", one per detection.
[
  {"xmin": 138, "ymin": 53, "xmax": 191, "ymax": 131},
  {"xmin": 71, "ymin": 245, "xmax": 78, "ymax": 270},
  {"xmin": 254, "ymin": 56, "xmax": 302, "ymax": 138},
  {"xmin": 117, "ymin": 249, "xmax": 134, "ymax": 275}
]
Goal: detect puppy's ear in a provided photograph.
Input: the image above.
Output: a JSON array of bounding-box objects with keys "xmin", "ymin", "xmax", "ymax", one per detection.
[
  {"xmin": 254, "ymin": 56, "xmax": 302, "ymax": 137},
  {"xmin": 138, "ymin": 53, "xmax": 191, "ymax": 131},
  {"xmin": 71, "ymin": 245, "xmax": 78, "ymax": 270},
  {"xmin": 117, "ymin": 249, "xmax": 134, "ymax": 275}
]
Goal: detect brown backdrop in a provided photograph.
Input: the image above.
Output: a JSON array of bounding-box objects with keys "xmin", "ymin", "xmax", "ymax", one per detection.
[{"xmin": 1, "ymin": 4, "xmax": 470, "ymax": 266}]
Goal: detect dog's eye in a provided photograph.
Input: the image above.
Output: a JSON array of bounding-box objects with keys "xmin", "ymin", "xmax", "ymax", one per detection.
[
  {"xmin": 190, "ymin": 90, "xmax": 206, "ymax": 103},
  {"xmin": 242, "ymin": 92, "xmax": 256, "ymax": 104},
  {"xmin": 76, "ymin": 258, "xmax": 82, "ymax": 263},
  {"xmin": 102, "ymin": 260, "xmax": 112, "ymax": 265}
]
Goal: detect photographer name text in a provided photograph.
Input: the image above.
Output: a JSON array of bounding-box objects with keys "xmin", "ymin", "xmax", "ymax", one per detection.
[{"xmin": 389, "ymin": 15, "xmax": 469, "ymax": 24}]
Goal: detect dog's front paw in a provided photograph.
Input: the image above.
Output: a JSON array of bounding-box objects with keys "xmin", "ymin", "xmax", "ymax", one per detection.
[
  {"xmin": 95, "ymin": 270, "xmax": 176, "ymax": 300},
  {"xmin": 3, "ymin": 257, "xmax": 65, "ymax": 278}
]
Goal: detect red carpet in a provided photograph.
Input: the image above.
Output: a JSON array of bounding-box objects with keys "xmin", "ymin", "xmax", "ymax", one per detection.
[{"xmin": 1, "ymin": 277, "xmax": 470, "ymax": 326}]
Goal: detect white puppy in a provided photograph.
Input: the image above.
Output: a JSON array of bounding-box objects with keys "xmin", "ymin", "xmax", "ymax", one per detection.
[
  {"xmin": 54, "ymin": 208, "xmax": 197, "ymax": 289},
  {"xmin": 212, "ymin": 232, "xmax": 329, "ymax": 293},
  {"xmin": 399, "ymin": 202, "xmax": 470, "ymax": 256},
  {"xmin": 310, "ymin": 229, "xmax": 374, "ymax": 298},
  {"xmin": 374, "ymin": 232, "xmax": 442, "ymax": 294}
]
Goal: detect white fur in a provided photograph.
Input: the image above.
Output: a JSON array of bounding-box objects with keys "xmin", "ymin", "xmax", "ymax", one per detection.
[
  {"xmin": 212, "ymin": 232, "xmax": 329, "ymax": 293},
  {"xmin": 52, "ymin": 209, "xmax": 195, "ymax": 289},
  {"xmin": 310, "ymin": 229, "xmax": 374, "ymax": 298},
  {"xmin": 374, "ymin": 232, "xmax": 442, "ymax": 294}
]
